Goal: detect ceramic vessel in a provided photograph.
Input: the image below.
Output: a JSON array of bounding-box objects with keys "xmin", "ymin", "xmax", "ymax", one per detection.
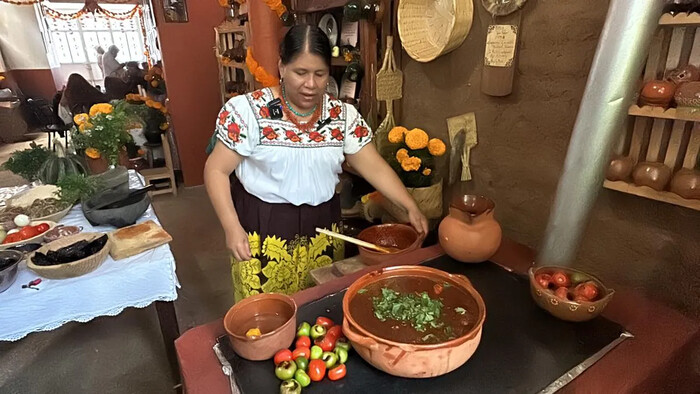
[
  {"xmin": 674, "ymin": 81, "xmax": 700, "ymax": 107},
  {"xmin": 0, "ymin": 250, "xmax": 23, "ymax": 293},
  {"xmin": 223, "ymin": 293, "xmax": 297, "ymax": 361},
  {"xmin": 342, "ymin": 265, "xmax": 486, "ymax": 378},
  {"xmin": 669, "ymin": 168, "xmax": 700, "ymax": 199},
  {"xmin": 639, "ymin": 80, "xmax": 676, "ymax": 107},
  {"xmin": 606, "ymin": 156, "xmax": 635, "ymax": 181},
  {"xmin": 632, "ymin": 162, "xmax": 672, "ymax": 191},
  {"xmin": 529, "ymin": 266, "xmax": 614, "ymax": 322},
  {"xmin": 86, "ymin": 150, "xmax": 129, "ymax": 175},
  {"xmin": 356, "ymin": 224, "xmax": 424, "ymax": 265},
  {"xmin": 666, "ymin": 64, "xmax": 700, "ymax": 85},
  {"xmin": 438, "ymin": 195, "xmax": 502, "ymax": 263}
]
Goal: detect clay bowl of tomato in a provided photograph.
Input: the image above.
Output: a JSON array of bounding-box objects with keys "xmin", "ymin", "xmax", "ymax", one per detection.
[
  {"xmin": 528, "ymin": 266, "xmax": 615, "ymax": 322},
  {"xmin": 0, "ymin": 221, "xmax": 56, "ymax": 251},
  {"xmin": 224, "ymin": 293, "xmax": 298, "ymax": 361}
]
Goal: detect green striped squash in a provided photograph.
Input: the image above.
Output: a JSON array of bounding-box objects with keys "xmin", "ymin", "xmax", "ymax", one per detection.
[{"xmin": 38, "ymin": 142, "xmax": 88, "ymax": 185}]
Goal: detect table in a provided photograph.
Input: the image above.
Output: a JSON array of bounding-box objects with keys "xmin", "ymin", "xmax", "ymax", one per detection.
[
  {"xmin": 0, "ymin": 173, "xmax": 181, "ymax": 377},
  {"xmin": 175, "ymin": 243, "xmax": 700, "ymax": 393}
]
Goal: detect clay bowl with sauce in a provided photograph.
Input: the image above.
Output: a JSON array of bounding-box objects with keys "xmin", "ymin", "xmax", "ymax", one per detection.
[
  {"xmin": 223, "ymin": 293, "xmax": 297, "ymax": 361},
  {"xmin": 356, "ymin": 224, "xmax": 425, "ymax": 265},
  {"xmin": 529, "ymin": 266, "xmax": 614, "ymax": 322},
  {"xmin": 342, "ymin": 265, "xmax": 486, "ymax": 378}
]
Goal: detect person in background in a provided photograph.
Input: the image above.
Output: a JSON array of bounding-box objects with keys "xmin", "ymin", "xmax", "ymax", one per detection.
[
  {"xmin": 204, "ymin": 25, "xmax": 428, "ymax": 302},
  {"xmin": 95, "ymin": 46, "xmax": 105, "ymax": 77},
  {"xmin": 102, "ymin": 45, "xmax": 123, "ymax": 78}
]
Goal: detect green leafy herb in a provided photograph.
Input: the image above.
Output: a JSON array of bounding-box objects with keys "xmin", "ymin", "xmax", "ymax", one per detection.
[
  {"xmin": 443, "ymin": 282, "xmax": 451, "ymax": 288},
  {"xmin": 445, "ymin": 325, "xmax": 455, "ymax": 340},
  {"xmin": 421, "ymin": 333, "xmax": 439, "ymax": 343},
  {"xmin": 55, "ymin": 174, "xmax": 102, "ymax": 204},
  {"xmin": 1, "ymin": 142, "xmax": 52, "ymax": 181},
  {"xmin": 357, "ymin": 288, "xmax": 368, "ymax": 294},
  {"xmin": 454, "ymin": 307, "xmax": 466, "ymax": 315},
  {"xmin": 372, "ymin": 288, "xmax": 444, "ymax": 332}
]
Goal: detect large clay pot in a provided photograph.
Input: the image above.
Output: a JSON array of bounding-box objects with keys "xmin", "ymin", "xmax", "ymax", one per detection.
[
  {"xmin": 632, "ymin": 162, "xmax": 672, "ymax": 191},
  {"xmin": 639, "ymin": 80, "xmax": 676, "ymax": 107},
  {"xmin": 674, "ymin": 81, "xmax": 700, "ymax": 108},
  {"xmin": 438, "ymin": 195, "xmax": 502, "ymax": 263},
  {"xmin": 342, "ymin": 265, "xmax": 486, "ymax": 378},
  {"xmin": 669, "ymin": 168, "xmax": 700, "ymax": 199},
  {"xmin": 85, "ymin": 150, "xmax": 129, "ymax": 175},
  {"xmin": 606, "ymin": 156, "xmax": 635, "ymax": 181}
]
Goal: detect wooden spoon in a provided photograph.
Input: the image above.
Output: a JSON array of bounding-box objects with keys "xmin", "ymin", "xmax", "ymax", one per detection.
[{"xmin": 315, "ymin": 227, "xmax": 398, "ymax": 254}]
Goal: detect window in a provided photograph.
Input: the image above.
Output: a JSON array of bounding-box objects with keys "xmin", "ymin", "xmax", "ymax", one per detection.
[{"xmin": 41, "ymin": 2, "xmax": 149, "ymax": 65}]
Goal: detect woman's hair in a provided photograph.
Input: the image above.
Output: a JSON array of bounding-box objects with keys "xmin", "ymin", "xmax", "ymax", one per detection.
[{"xmin": 279, "ymin": 24, "xmax": 331, "ymax": 68}]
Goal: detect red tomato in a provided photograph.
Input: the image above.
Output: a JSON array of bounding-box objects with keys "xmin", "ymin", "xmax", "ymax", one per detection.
[
  {"xmin": 573, "ymin": 295, "xmax": 590, "ymax": 303},
  {"xmin": 273, "ymin": 349, "xmax": 293, "ymax": 365},
  {"xmin": 308, "ymin": 359, "xmax": 326, "ymax": 382},
  {"xmin": 2, "ymin": 233, "xmax": 20, "ymax": 244},
  {"xmin": 554, "ymin": 287, "xmax": 570, "ymax": 301},
  {"xmin": 574, "ymin": 281, "xmax": 599, "ymax": 301},
  {"xmin": 295, "ymin": 336, "xmax": 311, "ymax": 349},
  {"xmin": 535, "ymin": 273, "xmax": 552, "ymax": 289},
  {"xmin": 433, "ymin": 283, "xmax": 443, "ymax": 295},
  {"xmin": 328, "ymin": 364, "xmax": 347, "ymax": 381},
  {"xmin": 315, "ymin": 316, "xmax": 334, "ymax": 328},
  {"xmin": 292, "ymin": 347, "xmax": 310, "ymax": 360},
  {"xmin": 34, "ymin": 223, "xmax": 50, "ymax": 234},
  {"xmin": 551, "ymin": 271, "xmax": 571, "ymax": 288},
  {"xmin": 18, "ymin": 226, "xmax": 39, "ymax": 240},
  {"xmin": 326, "ymin": 325, "xmax": 342, "ymax": 340}
]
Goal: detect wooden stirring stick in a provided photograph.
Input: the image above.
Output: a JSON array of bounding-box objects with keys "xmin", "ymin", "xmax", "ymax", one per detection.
[{"xmin": 315, "ymin": 228, "xmax": 395, "ymax": 254}]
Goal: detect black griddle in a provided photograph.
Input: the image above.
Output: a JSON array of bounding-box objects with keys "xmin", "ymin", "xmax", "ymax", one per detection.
[{"xmin": 223, "ymin": 256, "xmax": 627, "ymax": 393}]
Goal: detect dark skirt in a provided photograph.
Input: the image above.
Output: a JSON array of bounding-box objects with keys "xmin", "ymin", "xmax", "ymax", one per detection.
[{"xmin": 230, "ymin": 176, "xmax": 344, "ymax": 302}]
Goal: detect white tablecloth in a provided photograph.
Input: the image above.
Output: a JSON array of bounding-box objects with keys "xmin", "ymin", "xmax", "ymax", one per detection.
[{"xmin": 0, "ymin": 172, "xmax": 180, "ymax": 341}]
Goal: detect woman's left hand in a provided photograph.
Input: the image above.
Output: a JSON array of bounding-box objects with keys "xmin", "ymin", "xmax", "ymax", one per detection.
[{"xmin": 407, "ymin": 206, "xmax": 429, "ymax": 236}]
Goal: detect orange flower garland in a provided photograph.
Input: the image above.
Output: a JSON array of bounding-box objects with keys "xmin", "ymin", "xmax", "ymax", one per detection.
[
  {"xmin": 246, "ymin": 48, "xmax": 279, "ymax": 88},
  {"xmin": 262, "ymin": 0, "xmax": 287, "ymax": 18}
]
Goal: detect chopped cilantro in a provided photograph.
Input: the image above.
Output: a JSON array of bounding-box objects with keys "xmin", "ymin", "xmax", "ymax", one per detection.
[
  {"xmin": 371, "ymin": 287, "xmax": 444, "ymax": 332},
  {"xmin": 454, "ymin": 307, "xmax": 467, "ymax": 315}
]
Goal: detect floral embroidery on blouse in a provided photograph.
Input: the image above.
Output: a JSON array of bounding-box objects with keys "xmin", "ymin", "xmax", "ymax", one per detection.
[{"xmin": 216, "ymin": 100, "xmax": 249, "ymax": 152}]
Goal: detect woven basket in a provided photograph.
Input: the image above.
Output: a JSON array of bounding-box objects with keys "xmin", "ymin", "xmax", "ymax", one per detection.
[
  {"xmin": 27, "ymin": 233, "xmax": 110, "ymax": 279},
  {"xmin": 376, "ymin": 36, "xmax": 403, "ymax": 101},
  {"xmin": 398, "ymin": 0, "xmax": 474, "ymax": 63}
]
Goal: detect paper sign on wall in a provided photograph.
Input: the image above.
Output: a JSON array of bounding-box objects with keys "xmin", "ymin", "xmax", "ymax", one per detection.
[{"xmin": 484, "ymin": 25, "xmax": 518, "ymax": 67}]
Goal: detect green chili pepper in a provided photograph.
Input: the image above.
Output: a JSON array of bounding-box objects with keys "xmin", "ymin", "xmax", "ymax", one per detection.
[
  {"xmin": 310, "ymin": 345, "xmax": 323, "ymax": 360},
  {"xmin": 334, "ymin": 338, "xmax": 351, "ymax": 352},
  {"xmin": 294, "ymin": 369, "xmax": 311, "ymax": 387},
  {"xmin": 294, "ymin": 356, "xmax": 308, "ymax": 372},
  {"xmin": 296, "ymin": 322, "xmax": 311, "ymax": 338},
  {"xmin": 310, "ymin": 324, "xmax": 326, "ymax": 340},
  {"xmin": 322, "ymin": 351, "xmax": 338, "ymax": 369},
  {"xmin": 335, "ymin": 347, "xmax": 348, "ymax": 364},
  {"xmin": 279, "ymin": 379, "xmax": 302, "ymax": 394},
  {"xmin": 275, "ymin": 360, "xmax": 297, "ymax": 381}
]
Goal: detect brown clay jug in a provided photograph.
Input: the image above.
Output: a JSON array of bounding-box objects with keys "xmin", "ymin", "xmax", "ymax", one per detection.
[{"xmin": 438, "ymin": 195, "xmax": 502, "ymax": 263}]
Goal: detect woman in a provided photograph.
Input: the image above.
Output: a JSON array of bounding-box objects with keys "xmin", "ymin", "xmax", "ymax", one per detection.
[
  {"xmin": 102, "ymin": 45, "xmax": 123, "ymax": 78},
  {"xmin": 205, "ymin": 25, "xmax": 428, "ymax": 301}
]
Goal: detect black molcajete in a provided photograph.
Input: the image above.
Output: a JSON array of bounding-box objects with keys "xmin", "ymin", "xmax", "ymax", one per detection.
[{"xmin": 225, "ymin": 256, "xmax": 626, "ymax": 393}]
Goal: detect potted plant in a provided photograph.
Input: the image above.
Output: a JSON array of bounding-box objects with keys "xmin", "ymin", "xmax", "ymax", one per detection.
[
  {"xmin": 121, "ymin": 94, "xmax": 169, "ymax": 144},
  {"xmin": 71, "ymin": 102, "xmax": 133, "ymax": 174},
  {"xmin": 371, "ymin": 126, "xmax": 447, "ymax": 221}
]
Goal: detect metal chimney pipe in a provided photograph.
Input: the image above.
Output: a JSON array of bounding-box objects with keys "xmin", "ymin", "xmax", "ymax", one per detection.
[{"xmin": 538, "ymin": 0, "xmax": 666, "ymax": 266}]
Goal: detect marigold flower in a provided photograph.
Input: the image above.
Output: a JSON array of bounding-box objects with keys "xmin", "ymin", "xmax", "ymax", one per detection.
[
  {"xmin": 73, "ymin": 113, "xmax": 89, "ymax": 126},
  {"xmin": 388, "ymin": 126, "xmax": 407, "ymax": 144},
  {"xmin": 89, "ymin": 103, "xmax": 113, "ymax": 116},
  {"xmin": 395, "ymin": 148, "xmax": 409, "ymax": 163},
  {"xmin": 428, "ymin": 138, "xmax": 446, "ymax": 156},
  {"xmin": 78, "ymin": 122, "xmax": 93, "ymax": 133},
  {"xmin": 85, "ymin": 147, "xmax": 101, "ymax": 159},
  {"xmin": 405, "ymin": 128, "xmax": 429, "ymax": 150},
  {"xmin": 400, "ymin": 156, "xmax": 422, "ymax": 172},
  {"xmin": 422, "ymin": 168, "xmax": 432, "ymax": 176}
]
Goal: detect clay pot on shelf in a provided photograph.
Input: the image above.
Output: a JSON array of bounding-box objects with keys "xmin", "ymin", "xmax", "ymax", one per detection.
[
  {"xmin": 85, "ymin": 150, "xmax": 129, "ymax": 175},
  {"xmin": 639, "ymin": 80, "xmax": 676, "ymax": 108},
  {"xmin": 632, "ymin": 162, "xmax": 672, "ymax": 191},
  {"xmin": 666, "ymin": 64, "xmax": 700, "ymax": 86},
  {"xmin": 669, "ymin": 168, "xmax": 700, "ymax": 199},
  {"xmin": 606, "ymin": 156, "xmax": 635, "ymax": 181},
  {"xmin": 438, "ymin": 195, "xmax": 502, "ymax": 263},
  {"xmin": 674, "ymin": 81, "xmax": 700, "ymax": 108}
]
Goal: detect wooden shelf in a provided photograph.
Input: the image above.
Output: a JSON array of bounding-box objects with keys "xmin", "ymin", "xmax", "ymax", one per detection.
[
  {"xmin": 222, "ymin": 61, "xmax": 246, "ymax": 69},
  {"xmin": 603, "ymin": 180, "xmax": 700, "ymax": 211},
  {"xmin": 628, "ymin": 105, "xmax": 700, "ymax": 122},
  {"xmin": 659, "ymin": 12, "xmax": 700, "ymax": 26}
]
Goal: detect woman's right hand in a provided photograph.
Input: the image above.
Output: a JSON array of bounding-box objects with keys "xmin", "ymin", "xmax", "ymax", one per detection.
[{"xmin": 226, "ymin": 224, "xmax": 252, "ymax": 261}]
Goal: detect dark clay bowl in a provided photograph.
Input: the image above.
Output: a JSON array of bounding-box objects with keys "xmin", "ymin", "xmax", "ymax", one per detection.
[
  {"xmin": 529, "ymin": 266, "xmax": 614, "ymax": 322},
  {"xmin": 356, "ymin": 224, "xmax": 424, "ymax": 265},
  {"xmin": 82, "ymin": 192, "xmax": 150, "ymax": 228},
  {"xmin": 0, "ymin": 250, "xmax": 24, "ymax": 293},
  {"xmin": 224, "ymin": 293, "xmax": 297, "ymax": 361}
]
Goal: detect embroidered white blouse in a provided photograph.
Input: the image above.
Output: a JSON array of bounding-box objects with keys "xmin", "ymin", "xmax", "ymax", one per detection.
[{"xmin": 215, "ymin": 88, "xmax": 373, "ymax": 206}]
